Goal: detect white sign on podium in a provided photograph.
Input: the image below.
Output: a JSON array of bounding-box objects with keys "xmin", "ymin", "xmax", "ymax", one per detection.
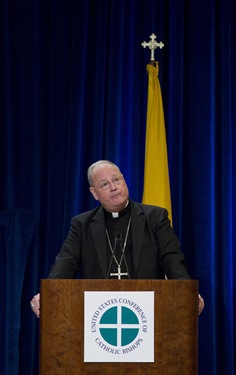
[{"xmin": 84, "ymin": 291, "xmax": 154, "ymax": 362}]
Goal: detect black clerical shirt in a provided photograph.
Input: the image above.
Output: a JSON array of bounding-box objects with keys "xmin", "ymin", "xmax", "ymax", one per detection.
[{"xmin": 104, "ymin": 203, "xmax": 135, "ymax": 279}]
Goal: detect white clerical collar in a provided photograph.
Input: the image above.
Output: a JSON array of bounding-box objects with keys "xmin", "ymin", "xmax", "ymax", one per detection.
[
  {"xmin": 112, "ymin": 212, "xmax": 119, "ymax": 218},
  {"xmin": 110, "ymin": 200, "xmax": 129, "ymax": 218}
]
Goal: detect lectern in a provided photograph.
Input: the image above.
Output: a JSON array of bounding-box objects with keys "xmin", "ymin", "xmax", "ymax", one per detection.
[{"xmin": 40, "ymin": 279, "xmax": 198, "ymax": 374}]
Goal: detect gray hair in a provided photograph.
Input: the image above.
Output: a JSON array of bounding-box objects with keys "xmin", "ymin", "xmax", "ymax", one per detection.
[{"xmin": 87, "ymin": 160, "xmax": 121, "ymax": 186}]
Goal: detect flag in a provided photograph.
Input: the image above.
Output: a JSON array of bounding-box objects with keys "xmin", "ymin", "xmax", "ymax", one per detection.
[{"xmin": 142, "ymin": 62, "xmax": 172, "ymax": 224}]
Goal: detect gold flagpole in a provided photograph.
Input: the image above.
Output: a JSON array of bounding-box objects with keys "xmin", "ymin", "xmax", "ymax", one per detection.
[{"xmin": 141, "ymin": 34, "xmax": 172, "ymax": 225}]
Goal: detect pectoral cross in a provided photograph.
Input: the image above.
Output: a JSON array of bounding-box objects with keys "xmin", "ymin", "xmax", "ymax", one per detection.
[
  {"xmin": 141, "ymin": 33, "xmax": 164, "ymax": 61},
  {"xmin": 110, "ymin": 266, "xmax": 128, "ymax": 280}
]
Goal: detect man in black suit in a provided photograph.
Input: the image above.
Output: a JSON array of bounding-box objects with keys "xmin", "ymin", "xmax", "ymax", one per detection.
[{"xmin": 30, "ymin": 160, "xmax": 204, "ymax": 316}]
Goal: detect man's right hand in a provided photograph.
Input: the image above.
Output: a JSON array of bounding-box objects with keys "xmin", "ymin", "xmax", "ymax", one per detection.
[{"xmin": 30, "ymin": 293, "xmax": 40, "ymax": 318}]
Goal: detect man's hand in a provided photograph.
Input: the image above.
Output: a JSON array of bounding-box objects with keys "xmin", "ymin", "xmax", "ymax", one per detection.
[
  {"xmin": 30, "ymin": 293, "xmax": 40, "ymax": 318},
  {"xmin": 198, "ymin": 294, "xmax": 204, "ymax": 315}
]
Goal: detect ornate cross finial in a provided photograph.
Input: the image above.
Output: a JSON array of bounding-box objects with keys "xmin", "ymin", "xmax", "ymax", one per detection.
[{"xmin": 141, "ymin": 33, "xmax": 164, "ymax": 61}]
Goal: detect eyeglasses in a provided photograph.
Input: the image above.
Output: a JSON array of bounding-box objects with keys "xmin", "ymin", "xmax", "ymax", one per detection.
[{"xmin": 92, "ymin": 176, "xmax": 123, "ymax": 190}]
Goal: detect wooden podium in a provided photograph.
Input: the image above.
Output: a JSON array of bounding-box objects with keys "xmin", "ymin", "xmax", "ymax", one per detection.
[{"xmin": 40, "ymin": 279, "xmax": 198, "ymax": 375}]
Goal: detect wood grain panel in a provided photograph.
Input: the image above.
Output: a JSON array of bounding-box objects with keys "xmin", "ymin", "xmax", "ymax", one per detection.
[{"xmin": 40, "ymin": 279, "xmax": 198, "ymax": 375}]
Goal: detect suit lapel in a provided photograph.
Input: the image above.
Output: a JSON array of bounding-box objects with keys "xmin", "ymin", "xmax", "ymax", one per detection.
[
  {"xmin": 130, "ymin": 202, "xmax": 145, "ymax": 274},
  {"xmin": 90, "ymin": 207, "xmax": 108, "ymax": 278}
]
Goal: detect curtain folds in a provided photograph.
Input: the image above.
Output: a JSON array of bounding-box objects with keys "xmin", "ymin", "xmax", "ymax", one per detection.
[
  {"xmin": 0, "ymin": 209, "xmax": 36, "ymax": 374},
  {"xmin": 0, "ymin": 1, "xmax": 235, "ymax": 374}
]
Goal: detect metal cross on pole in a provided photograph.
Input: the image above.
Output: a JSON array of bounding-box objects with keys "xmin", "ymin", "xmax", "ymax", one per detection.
[{"xmin": 141, "ymin": 33, "xmax": 164, "ymax": 61}]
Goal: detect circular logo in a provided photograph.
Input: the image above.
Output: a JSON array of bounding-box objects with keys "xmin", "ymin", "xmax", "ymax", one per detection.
[{"xmin": 99, "ymin": 306, "xmax": 140, "ymax": 346}]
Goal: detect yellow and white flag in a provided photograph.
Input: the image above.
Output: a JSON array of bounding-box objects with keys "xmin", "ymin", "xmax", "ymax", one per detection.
[{"xmin": 142, "ymin": 62, "xmax": 172, "ymax": 224}]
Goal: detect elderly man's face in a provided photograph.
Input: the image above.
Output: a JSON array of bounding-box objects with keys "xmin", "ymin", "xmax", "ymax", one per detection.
[{"xmin": 89, "ymin": 164, "xmax": 129, "ymax": 212}]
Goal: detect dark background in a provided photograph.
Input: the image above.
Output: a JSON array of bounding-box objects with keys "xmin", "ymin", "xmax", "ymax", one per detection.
[{"xmin": 0, "ymin": 0, "xmax": 235, "ymax": 374}]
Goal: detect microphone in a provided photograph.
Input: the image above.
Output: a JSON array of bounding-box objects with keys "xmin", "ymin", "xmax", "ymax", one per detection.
[
  {"xmin": 106, "ymin": 230, "xmax": 130, "ymax": 279},
  {"xmin": 113, "ymin": 231, "xmax": 123, "ymax": 241},
  {"xmin": 106, "ymin": 232, "xmax": 119, "ymax": 278},
  {"xmin": 113, "ymin": 231, "xmax": 130, "ymax": 279}
]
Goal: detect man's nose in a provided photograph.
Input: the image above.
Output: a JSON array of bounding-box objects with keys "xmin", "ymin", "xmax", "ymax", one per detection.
[{"xmin": 109, "ymin": 181, "xmax": 117, "ymax": 190}]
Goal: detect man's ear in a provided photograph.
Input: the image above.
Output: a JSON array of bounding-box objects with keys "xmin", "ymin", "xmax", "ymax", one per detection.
[{"xmin": 89, "ymin": 186, "xmax": 99, "ymax": 201}]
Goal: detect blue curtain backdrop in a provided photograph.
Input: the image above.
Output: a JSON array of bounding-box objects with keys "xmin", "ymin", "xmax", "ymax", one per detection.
[{"xmin": 0, "ymin": 0, "xmax": 235, "ymax": 374}]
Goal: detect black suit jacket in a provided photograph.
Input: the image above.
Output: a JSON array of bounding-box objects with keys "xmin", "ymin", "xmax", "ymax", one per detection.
[{"xmin": 48, "ymin": 200, "xmax": 190, "ymax": 280}]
